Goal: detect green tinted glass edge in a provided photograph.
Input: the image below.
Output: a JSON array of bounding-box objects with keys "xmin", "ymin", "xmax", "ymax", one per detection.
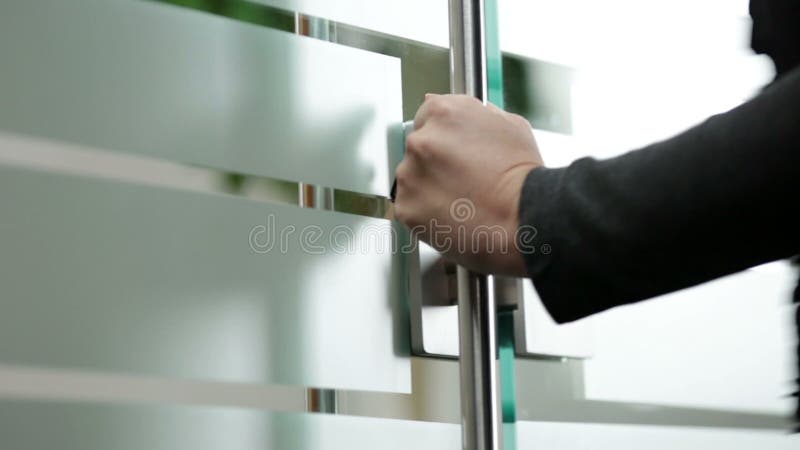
[{"xmin": 487, "ymin": 0, "xmax": 517, "ymax": 449}]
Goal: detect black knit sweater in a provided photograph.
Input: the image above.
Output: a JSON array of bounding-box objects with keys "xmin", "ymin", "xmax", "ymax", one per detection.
[{"xmin": 519, "ymin": 0, "xmax": 800, "ymax": 427}]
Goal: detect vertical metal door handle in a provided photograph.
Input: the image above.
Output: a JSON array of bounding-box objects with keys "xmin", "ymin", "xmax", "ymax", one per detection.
[{"xmin": 448, "ymin": 1, "xmax": 501, "ymax": 450}]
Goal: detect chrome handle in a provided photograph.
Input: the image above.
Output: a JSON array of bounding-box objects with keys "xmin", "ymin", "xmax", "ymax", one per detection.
[{"xmin": 449, "ymin": 1, "xmax": 501, "ymax": 450}]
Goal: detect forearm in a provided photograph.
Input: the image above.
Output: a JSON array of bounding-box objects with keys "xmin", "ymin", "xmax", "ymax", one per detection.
[{"xmin": 520, "ymin": 67, "xmax": 800, "ymax": 323}]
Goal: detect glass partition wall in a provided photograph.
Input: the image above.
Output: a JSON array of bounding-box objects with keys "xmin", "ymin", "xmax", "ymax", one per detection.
[{"xmin": 0, "ymin": 0, "xmax": 796, "ymax": 449}]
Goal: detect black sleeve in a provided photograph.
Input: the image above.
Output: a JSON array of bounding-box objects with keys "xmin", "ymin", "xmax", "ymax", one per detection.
[{"xmin": 518, "ymin": 65, "xmax": 800, "ymax": 324}]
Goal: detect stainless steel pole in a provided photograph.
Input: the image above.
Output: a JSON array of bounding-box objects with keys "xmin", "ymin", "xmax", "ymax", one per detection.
[
  {"xmin": 449, "ymin": 2, "xmax": 501, "ymax": 450},
  {"xmin": 457, "ymin": 268, "xmax": 500, "ymax": 450}
]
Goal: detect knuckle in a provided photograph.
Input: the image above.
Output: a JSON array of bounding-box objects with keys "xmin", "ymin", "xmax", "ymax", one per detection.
[
  {"xmin": 395, "ymin": 160, "xmax": 411, "ymax": 183},
  {"xmin": 427, "ymin": 96, "xmax": 452, "ymax": 118},
  {"xmin": 510, "ymin": 113, "xmax": 531, "ymax": 128},
  {"xmin": 405, "ymin": 133, "xmax": 430, "ymax": 158}
]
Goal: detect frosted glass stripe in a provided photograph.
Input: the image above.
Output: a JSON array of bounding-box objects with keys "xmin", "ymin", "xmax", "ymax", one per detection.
[
  {"xmin": 0, "ymin": 0, "xmax": 402, "ymax": 197},
  {"xmin": 0, "ymin": 400, "xmax": 460, "ymax": 450},
  {"xmin": 0, "ymin": 165, "xmax": 410, "ymax": 392}
]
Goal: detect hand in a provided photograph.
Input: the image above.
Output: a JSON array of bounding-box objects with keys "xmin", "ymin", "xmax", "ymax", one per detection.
[{"xmin": 393, "ymin": 94, "xmax": 544, "ymax": 276}]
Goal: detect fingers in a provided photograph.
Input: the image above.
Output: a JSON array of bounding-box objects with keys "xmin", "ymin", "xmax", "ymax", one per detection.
[
  {"xmin": 414, "ymin": 93, "xmax": 483, "ymax": 130},
  {"xmin": 392, "ymin": 158, "xmax": 423, "ymax": 228},
  {"xmin": 413, "ymin": 94, "xmax": 438, "ymax": 130},
  {"xmin": 413, "ymin": 93, "xmax": 453, "ymax": 130},
  {"xmin": 508, "ymin": 112, "xmax": 531, "ymax": 128}
]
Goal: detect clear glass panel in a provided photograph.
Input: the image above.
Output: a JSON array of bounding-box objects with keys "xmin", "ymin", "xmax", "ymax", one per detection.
[
  {"xmin": 0, "ymin": 164, "xmax": 410, "ymax": 393},
  {"xmin": 0, "ymin": 400, "xmax": 461, "ymax": 450},
  {"xmin": 499, "ymin": 0, "xmax": 792, "ymax": 416},
  {"xmin": 498, "ymin": 0, "xmax": 773, "ymax": 144},
  {"xmin": 0, "ymin": 0, "xmax": 402, "ymax": 197},
  {"xmin": 514, "ymin": 281, "xmax": 593, "ymax": 358},
  {"xmin": 514, "ymin": 355, "xmax": 786, "ymax": 429},
  {"xmin": 583, "ymin": 266, "xmax": 796, "ymax": 414}
]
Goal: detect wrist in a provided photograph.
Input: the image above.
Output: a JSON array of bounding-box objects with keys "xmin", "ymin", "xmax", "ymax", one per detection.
[{"xmin": 493, "ymin": 163, "xmax": 539, "ymax": 277}]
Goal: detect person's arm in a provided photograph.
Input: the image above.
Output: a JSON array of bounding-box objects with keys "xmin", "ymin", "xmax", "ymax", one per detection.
[
  {"xmin": 521, "ymin": 66, "xmax": 800, "ymax": 323},
  {"xmin": 394, "ymin": 67, "xmax": 800, "ymax": 321}
]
